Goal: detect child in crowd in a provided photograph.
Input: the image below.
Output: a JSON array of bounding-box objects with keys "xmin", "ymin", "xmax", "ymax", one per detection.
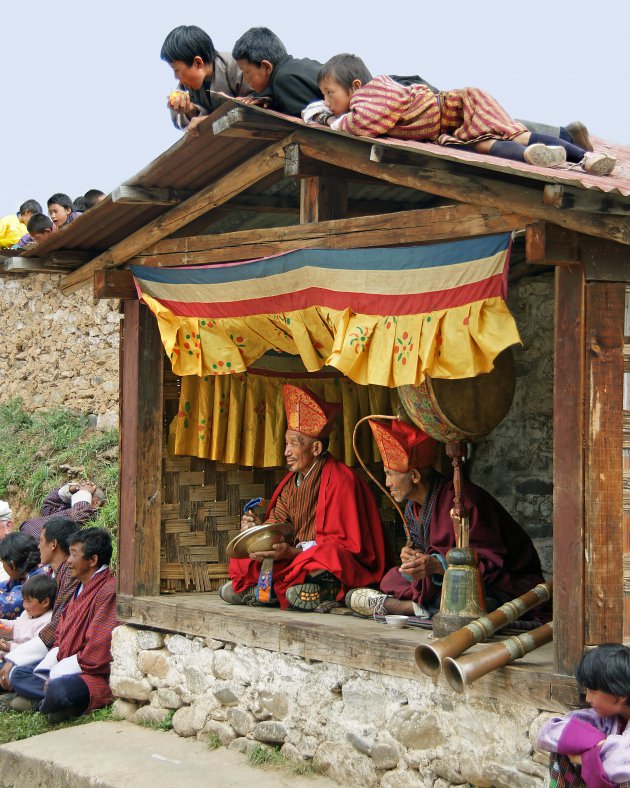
[
  {"xmin": 0, "ymin": 574, "xmax": 55, "ymax": 653},
  {"xmin": 232, "ymin": 27, "xmax": 321, "ymax": 117},
  {"xmin": 73, "ymin": 195, "xmax": 87, "ymax": 213},
  {"xmin": 14, "ymin": 214, "xmax": 56, "ymax": 248},
  {"xmin": 83, "ymin": 189, "xmax": 105, "ymax": 209},
  {"xmin": 161, "ymin": 25, "xmax": 252, "ymax": 132},
  {"xmin": 0, "ymin": 200, "xmax": 42, "ymax": 248},
  {"xmin": 537, "ymin": 644, "xmax": 630, "ymax": 787},
  {"xmin": 303, "ymin": 54, "xmax": 615, "ymax": 176},
  {"xmin": 47, "ymin": 193, "xmax": 82, "ymax": 230}
]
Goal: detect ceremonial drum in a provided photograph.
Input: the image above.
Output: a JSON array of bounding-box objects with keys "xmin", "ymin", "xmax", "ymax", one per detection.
[{"xmin": 397, "ymin": 348, "xmax": 516, "ymax": 442}]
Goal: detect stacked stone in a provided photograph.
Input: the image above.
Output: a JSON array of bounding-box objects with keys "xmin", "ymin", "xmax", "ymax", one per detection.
[
  {"xmin": 110, "ymin": 625, "xmax": 552, "ymax": 788},
  {"xmin": 0, "ymin": 274, "xmax": 119, "ymax": 429}
]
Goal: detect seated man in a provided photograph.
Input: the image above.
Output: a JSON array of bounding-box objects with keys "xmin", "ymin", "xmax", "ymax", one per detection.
[
  {"xmin": 221, "ymin": 385, "xmax": 386, "ymax": 612},
  {"xmin": 8, "ymin": 527, "xmax": 117, "ymax": 723},
  {"xmin": 20, "ymin": 481, "xmax": 104, "ymax": 541},
  {"xmin": 346, "ymin": 419, "xmax": 545, "ymax": 619}
]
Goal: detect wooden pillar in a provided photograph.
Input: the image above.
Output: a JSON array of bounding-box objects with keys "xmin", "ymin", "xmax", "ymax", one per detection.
[
  {"xmin": 553, "ymin": 265, "xmax": 586, "ymax": 674},
  {"xmin": 300, "ymin": 177, "xmax": 347, "ymax": 223},
  {"xmin": 118, "ymin": 300, "xmax": 163, "ymax": 597},
  {"xmin": 584, "ymin": 281, "xmax": 625, "ymax": 645}
]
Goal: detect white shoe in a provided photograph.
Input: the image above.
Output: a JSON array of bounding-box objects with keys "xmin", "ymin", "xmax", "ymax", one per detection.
[
  {"xmin": 580, "ymin": 152, "xmax": 616, "ymax": 176},
  {"xmin": 345, "ymin": 587, "xmax": 388, "ymax": 618},
  {"xmin": 523, "ymin": 144, "xmax": 567, "ymax": 168}
]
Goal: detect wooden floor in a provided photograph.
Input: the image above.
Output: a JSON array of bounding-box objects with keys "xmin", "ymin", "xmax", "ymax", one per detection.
[{"xmin": 118, "ymin": 592, "xmax": 579, "ymax": 712}]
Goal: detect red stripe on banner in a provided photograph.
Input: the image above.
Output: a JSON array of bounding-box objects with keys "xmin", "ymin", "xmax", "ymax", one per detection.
[{"xmin": 154, "ymin": 274, "xmax": 505, "ymax": 318}]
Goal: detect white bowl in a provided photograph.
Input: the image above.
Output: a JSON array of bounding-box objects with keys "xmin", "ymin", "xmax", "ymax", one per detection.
[{"xmin": 384, "ymin": 615, "xmax": 409, "ymax": 629}]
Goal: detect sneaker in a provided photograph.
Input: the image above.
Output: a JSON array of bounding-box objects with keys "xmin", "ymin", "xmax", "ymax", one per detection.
[
  {"xmin": 580, "ymin": 152, "xmax": 616, "ymax": 176},
  {"xmin": 307, "ymin": 571, "xmax": 341, "ymax": 603},
  {"xmin": 10, "ymin": 695, "xmax": 39, "ymax": 712},
  {"xmin": 345, "ymin": 587, "xmax": 388, "ymax": 618},
  {"xmin": 286, "ymin": 582, "xmax": 323, "ymax": 611},
  {"xmin": 46, "ymin": 705, "xmax": 82, "ymax": 724},
  {"xmin": 218, "ymin": 581, "xmax": 257, "ymax": 606},
  {"xmin": 565, "ymin": 121, "xmax": 593, "ymax": 152},
  {"xmin": 523, "ymin": 144, "xmax": 567, "ymax": 168}
]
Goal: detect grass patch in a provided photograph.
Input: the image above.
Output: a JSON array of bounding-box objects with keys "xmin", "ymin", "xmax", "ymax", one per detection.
[
  {"xmin": 137, "ymin": 710, "xmax": 174, "ymax": 731},
  {"xmin": 207, "ymin": 732, "xmax": 221, "ymax": 750},
  {"xmin": 0, "ymin": 705, "xmax": 114, "ymax": 745},
  {"xmin": 0, "ymin": 398, "xmax": 118, "ymax": 543},
  {"xmin": 247, "ymin": 744, "xmax": 321, "ymax": 776}
]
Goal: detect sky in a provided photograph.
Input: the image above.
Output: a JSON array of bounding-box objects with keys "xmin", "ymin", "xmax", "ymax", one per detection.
[{"xmin": 1, "ymin": 0, "xmax": 627, "ymax": 216}]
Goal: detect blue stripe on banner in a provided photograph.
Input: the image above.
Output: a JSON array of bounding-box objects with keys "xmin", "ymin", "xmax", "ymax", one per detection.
[{"xmin": 131, "ymin": 234, "xmax": 511, "ymax": 285}]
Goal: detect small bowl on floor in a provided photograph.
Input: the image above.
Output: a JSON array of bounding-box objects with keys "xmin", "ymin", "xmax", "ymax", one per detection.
[{"xmin": 384, "ymin": 615, "xmax": 409, "ymax": 629}]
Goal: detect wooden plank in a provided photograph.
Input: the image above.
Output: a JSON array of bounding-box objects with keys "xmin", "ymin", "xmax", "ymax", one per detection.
[
  {"xmin": 118, "ymin": 302, "xmax": 163, "ymax": 597},
  {"xmin": 584, "ymin": 282, "xmax": 625, "ymax": 644},
  {"xmin": 553, "ymin": 265, "xmax": 586, "ymax": 674},
  {"xmin": 292, "ymin": 131, "xmax": 630, "ymax": 246},
  {"xmin": 300, "ymin": 176, "xmax": 347, "ymax": 223},
  {"xmin": 212, "ymin": 107, "xmax": 297, "ymax": 140},
  {"xmin": 543, "ymin": 183, "xmax": 630, "ymax": 216},
  {"xmin": 133, "ymin": 205, "xmax": 528, "ymax": 268},
  {"xmin": 1, "ymin": 258, "xmax": 71, "ymax": 274},
  {"xmin": 60, "ymin": 137, "xmax": 293, "ymax": 294},
  {"xmin": 284, "ymin": 141, "xmax": 372, "ymax": 181},
  {"xmin": 94, "ymin": 270, "xmax": 137, "ymax": 299},
  {"xmin": 116, "ymin": 593, "xmax": 579, "ymax": 712},
  {"xmin": 111, "ymin": 185, "xmax": 194, "ymax": 206}
]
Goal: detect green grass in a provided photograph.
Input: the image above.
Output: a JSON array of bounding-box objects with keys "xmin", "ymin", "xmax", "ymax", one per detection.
[
  {"xmin": 0, "ymin": 398, "xmax": 118, "ymax": 542},
  {"xmin": 0, "ymin": 705, "xmax": 114, "ymax": 745},
  {"xmin": 207, "ymin": 732, "xmax": 221, "ymax": 750},
  {"xmin": 137, "ymin": 710, "xmax": 174, "ymax": 731},
  {"xmin": 247, "ymin": 744, "xmax": 321, "ymax": 776}
]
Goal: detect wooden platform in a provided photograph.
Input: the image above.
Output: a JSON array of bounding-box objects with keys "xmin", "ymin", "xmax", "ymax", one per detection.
[{"xmin": 118, "ymin": 592, "xmax": 579, "ymax": 713}]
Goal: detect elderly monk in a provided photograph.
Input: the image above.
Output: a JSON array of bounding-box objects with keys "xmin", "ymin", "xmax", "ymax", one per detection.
[
  {"xmin": 221, "ymin": 385, "xmax": 386, "ymax": 612},
  {"xmin": 346, "ymin": 419, "xmax": 545, "ymax": 619}
]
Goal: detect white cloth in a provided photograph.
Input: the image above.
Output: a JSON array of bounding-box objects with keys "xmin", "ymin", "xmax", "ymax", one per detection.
[
  {"xmin": 5, "ymin": 633, "xmax": 48, "ymax": 667},
  {"xmin": 1, "ymin": 609, "xmax": 52, "ymax": 650}
]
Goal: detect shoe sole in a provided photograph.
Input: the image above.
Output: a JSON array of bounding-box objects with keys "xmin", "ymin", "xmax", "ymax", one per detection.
[
  {"xmin": 524, "ymin": 145, "xmax": 566, "ymax": 169},
  {"xmin": 345, "ymin": 589, "xmax": 386, "ymax": 617},
  {"xmin": 567, "ymin": 122, "xmax": 593, "ymax": 152},
  {"xmin": 584, "ymin": 158, "xmax": 616, "ymax": 176},
  {"xmin": 286, "ymin": 583, "xmax": 321, "ymax": 611}
]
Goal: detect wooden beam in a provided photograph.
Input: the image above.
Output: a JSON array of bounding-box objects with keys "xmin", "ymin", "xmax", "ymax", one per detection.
[
  {"xmin": 300, "ymin": 176, "xmax": 347, "ymax": 223},
  {"xmin": 111, "ymin": 185, "xmax": 194, "ymax": 206},
  {"xmin": 584, "ymin": 282, "xmax": 625, "ymax": 645},
  {"xmin": 543, "ymin": 183, "xmax": 630, "ymax": 216},
  {"xmin": 1, "ymin": 258, "xmax": 70, "ymax": 274},
  {"xmin": 133, "ymin": 204, "xmax": 528, "ymax": 267},
  {"xmin": 212, "ymin": 107, "xmax": 294, "ymax": 140},
  {"xmin": 118, "ymin": 301, "xmax": 163, "ymax": 597},
  {"xmin": 290, "ymin": 130, "xmax": 630, "ymax": 247},
  {"xmin": 553, "ymin": 265, "xmax": 586, "ymax": 674},
  {"xmin": 94, "ymin": 269, "xmax": 137, "ymax": 299},
  {"xmin": 284, "ymin": 141, "xmax": 370, "ymax": 181},
  {"xmin": 60, "ymin": 137, "xmax": 292, "ymax": 294}
]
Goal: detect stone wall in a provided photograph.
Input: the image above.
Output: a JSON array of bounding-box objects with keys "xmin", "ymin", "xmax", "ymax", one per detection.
[
  {"xmin": 469, "ymin": 273, "xmax": 554, "ymax": 575},
  {"xmin": 0, "ymin": 273, "xmax": 120, "ymax": 429},
  {"xmin": 111, "ymin": 625, "xmax": 553, "ymax": 788}
]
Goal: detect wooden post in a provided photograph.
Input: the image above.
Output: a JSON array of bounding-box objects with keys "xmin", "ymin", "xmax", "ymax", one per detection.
[
  {"xmin": 553, "ymin": 265, "xmax": 585, "ymax": 674},
  {"xmin": 300, "ymin": 177, "xmax": 347, "ymax": 223},
  {"xmin": 118, "ymin": 300, "xmax": 164, "ymax": 597},
  {"xmin": 584, "ymin": 281, "xmax": 625, "ymax": 645}
]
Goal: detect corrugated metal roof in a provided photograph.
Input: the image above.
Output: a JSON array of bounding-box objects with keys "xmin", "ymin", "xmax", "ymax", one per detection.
[{"xmin": 12, "ymin": 100, "xmax": 630, "ymax": 267}]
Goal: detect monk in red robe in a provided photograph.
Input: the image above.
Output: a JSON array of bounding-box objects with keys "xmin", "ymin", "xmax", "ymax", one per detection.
[
  {"xmin": 222, "ymin": 385, "xmax": 386, "ymax": 612},
  {"xmin": 346, "ymin": 419, "xmax": 546, "ymax": 619}
]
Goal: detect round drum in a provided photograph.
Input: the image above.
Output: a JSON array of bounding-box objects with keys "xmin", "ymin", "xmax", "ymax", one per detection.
[{"xmin": 397, "ymin": 348, "xmax": 516, "ymax": 442}]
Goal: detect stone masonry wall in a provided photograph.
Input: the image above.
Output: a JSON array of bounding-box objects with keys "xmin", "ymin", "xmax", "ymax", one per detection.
[
  {"xmin": 0, "ymin": 274, "xmax": 120, "ymax": 429},
  {"xmin": 111, "ymin": 625, "xmax": 555, "ymax": 788}
]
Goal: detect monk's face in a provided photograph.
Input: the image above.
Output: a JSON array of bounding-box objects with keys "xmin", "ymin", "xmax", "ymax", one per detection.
[
  {"xmin": 384, "ymin": 468, "xmax": 414, "ymax": 503},
  {"xmin": 284, "ymin": 430, "xmax": 320, "ymax": 475}
]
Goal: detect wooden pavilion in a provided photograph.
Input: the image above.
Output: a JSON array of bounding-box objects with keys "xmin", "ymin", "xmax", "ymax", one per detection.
[{"xmin": 5, "ymin": 101, "xmax": 630, "ymax": 711}]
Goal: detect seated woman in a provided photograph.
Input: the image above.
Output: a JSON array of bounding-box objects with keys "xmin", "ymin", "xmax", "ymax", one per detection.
[{"xmin": 0, "ymin": 533, "xmax": 49, "ymax": 620}]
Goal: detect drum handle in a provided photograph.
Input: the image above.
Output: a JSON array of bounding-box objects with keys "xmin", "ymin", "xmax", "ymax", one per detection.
[{"xmin": 352, "ymin": 415, "xmax": 412, "ymax": 546}]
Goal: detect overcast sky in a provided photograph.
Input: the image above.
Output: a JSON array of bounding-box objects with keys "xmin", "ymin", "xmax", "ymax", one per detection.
[{"xmin": 1, "ymin": 0, "xmax": 627, "ymax": 215}]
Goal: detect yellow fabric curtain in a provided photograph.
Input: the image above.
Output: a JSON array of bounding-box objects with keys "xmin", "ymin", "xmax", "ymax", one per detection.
[{"xmin": 168, "ymin": 371, "xmax": 401, "ymax": 467}]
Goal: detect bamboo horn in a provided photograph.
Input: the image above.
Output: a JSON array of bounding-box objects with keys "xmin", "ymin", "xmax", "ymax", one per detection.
[
  {"xmin": 442, "ymin": 621, "xmax": 553, "ymax": 693},
  {"xmin": 415, "ymin": 581, "xmax": 552, "ymax": 677}
]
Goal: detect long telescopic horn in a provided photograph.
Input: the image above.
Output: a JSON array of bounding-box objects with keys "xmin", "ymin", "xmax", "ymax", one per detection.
[{"xmin": 415, "ymin": 581, "xmax": 552, "ymax": 677}]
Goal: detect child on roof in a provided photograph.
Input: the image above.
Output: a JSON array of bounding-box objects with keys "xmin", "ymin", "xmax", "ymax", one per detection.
[
  {"xmin": 47, "ymin": 193, "xmax": 82, "ymax": 230},
  {"xmin": 303, "ymin": 54, "xmax": 615, "ymax": 176},
  {"xmin": 14, "ymin": 214, "xmax": 55, "ymax": 248},
  {"xmin": 537, "ymin": 644, "xmax": 630, "ymax": 787},
  {"xmin": 161, "ymin": 25, "xmax": 253, "ymax": 134},
  {"xmin": 0, "ymin": 200, "xmax": 42, "ymax": 248},
  {"xmin": 232, "ymin": 27, "xmax": 322, "ymax": 117}
]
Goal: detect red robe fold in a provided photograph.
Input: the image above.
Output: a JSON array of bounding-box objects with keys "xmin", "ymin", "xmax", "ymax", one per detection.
[
  {"xmin": 230, "ymin": 456, "xmax": 386, "ymax": 608},
  {"xmin": 55, "ymin": 567, "xmax": 118, "ymax": 711}
]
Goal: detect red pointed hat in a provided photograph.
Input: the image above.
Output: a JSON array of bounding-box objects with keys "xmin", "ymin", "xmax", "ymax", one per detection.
[
  {"xmin": 368, "ymin": 418, "xmax": 437, "ymax": 473},
  {"xmin": 282, "ymin": 385, "xmax": 341, "ymax": 438}
]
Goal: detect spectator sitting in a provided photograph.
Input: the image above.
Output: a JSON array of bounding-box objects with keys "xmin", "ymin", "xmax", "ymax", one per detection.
[
  {"xmin": 47, "ymin": 193, "xmax": 82, "ymax": 230},
  {"xmin": 0, "ymin": 501, "xmax": 14, "ymax": 583},
  {"xmin": 15, "ymin": 213, "xmax": 56, "ymax": 249},
  {"xmin": 20, "ymin": 482, "xmax": 105, "ymax": 542},
  {"xmin": 0, "ymin": 532, "xmax": 49, "ymax": 620},
  {"xmin": 161, "ymin": 24, "xmax": 252, "ymax": 134},
  {"xmin": 232, "ymin": 27, "xmax": 321, "ymax": 116},
  {"xmin": 83, "ymin": 189, "xmax": 105, "ymax": 209},
  {"xmin": 9, "ymin": 527, "xmax": 118, "ymax": 723},
  {"xmin": 0, "ymin": 200, "xmax": 42, "ymax": 248},
  {"xmin": 0, "ymin": 517, "xmax": 79, "ymax": 701},
  {"xmin": 0, "ymin": 574, "xmax": 56, "ymax": 654}
]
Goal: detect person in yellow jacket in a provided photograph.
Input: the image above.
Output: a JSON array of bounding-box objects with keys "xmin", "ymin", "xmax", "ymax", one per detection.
[{"xmin": 0, "ymin": 200, "xmax": 42, "ymax": 248}]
